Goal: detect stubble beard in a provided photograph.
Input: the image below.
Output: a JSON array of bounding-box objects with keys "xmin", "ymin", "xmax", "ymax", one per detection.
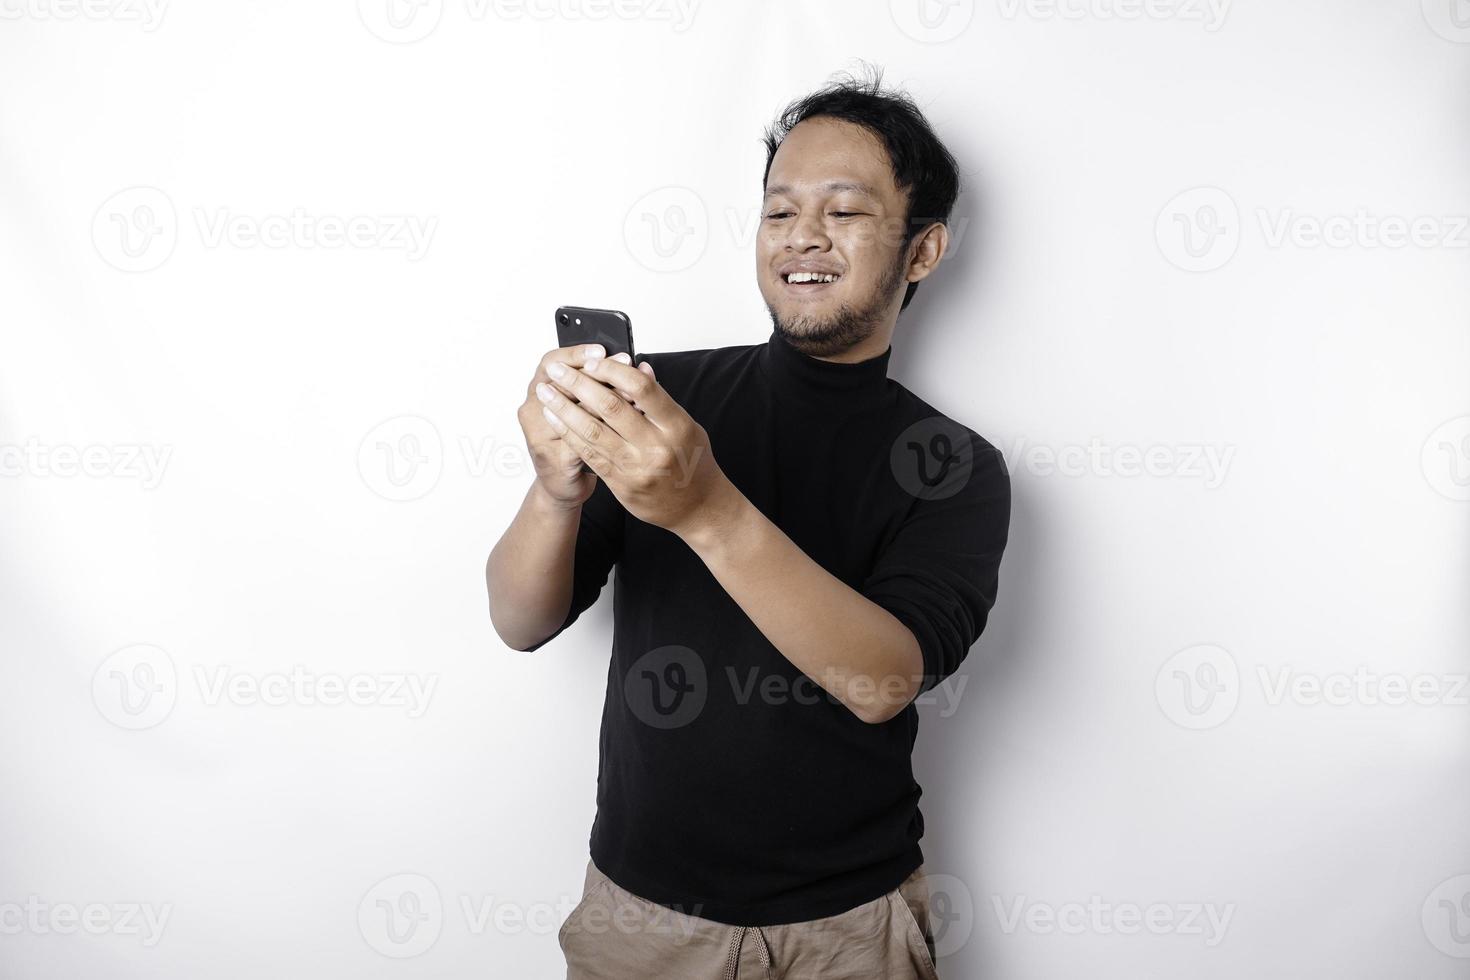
[{"xmin": 767, "ymin": 248, "xmax": 909, "ymax": 358}]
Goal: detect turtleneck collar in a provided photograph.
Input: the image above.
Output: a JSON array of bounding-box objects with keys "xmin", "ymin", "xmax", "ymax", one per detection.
[{"xmin": 759, "ymin": 326, "xmax": 893, "ymax": 406}]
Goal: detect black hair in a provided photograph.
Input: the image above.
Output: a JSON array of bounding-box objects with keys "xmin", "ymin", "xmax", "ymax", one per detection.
[{"xmin": 760, "ymin": 64, "xmax": 961, "ymax": 312}]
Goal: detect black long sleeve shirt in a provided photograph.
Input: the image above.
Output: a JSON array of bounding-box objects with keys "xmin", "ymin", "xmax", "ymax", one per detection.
[{"xmin": 527, "ymin": 326, "xmax": 1011, "ymax": 926}]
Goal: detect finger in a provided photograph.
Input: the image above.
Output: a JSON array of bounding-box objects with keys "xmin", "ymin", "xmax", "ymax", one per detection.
[
  {"xmin": 543, "ymin": 361, "xmax": 655, "ymax": 442},
  {"xmin": 533, "ymin": 345, "xmax": 639, "ymax": 407},
  {"xmin": 532, "ymin": 431, "xmax": 587, "ymax": 477},
  {"xmin": 536, "ymin": 381, "xmax": 629, "ymax": 473},
  {"xmin": 532, "ymin": 344, "xmax": 605, "ymax": 397},
  {"xmin": 541, "ymin": 343, "xmax": 606, "ymax": 369},
  {"xmin": 613, "ymin": 354, "xmax": 652, "ymax": 412},
  {"xmin": 581, "ymin": 356, "xmax": 680, "ymax": 431}
]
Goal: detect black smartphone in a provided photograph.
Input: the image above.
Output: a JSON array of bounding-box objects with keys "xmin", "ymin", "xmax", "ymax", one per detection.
[
  {"xmin": 554, "ymin": 306, "xmax": 637, "ymax": 475},
  {"xmin": 556, "ymin": 306, "xmax": 635, "ymax": 361}
]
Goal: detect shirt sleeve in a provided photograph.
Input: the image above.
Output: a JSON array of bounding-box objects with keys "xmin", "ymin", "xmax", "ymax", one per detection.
[
  {"xmin": 522, "ymin": 476, "xmax": 626, "ymax": 652},
  {"xmin": 860, "ymin": 435, "xmax": 1011, "ymax": 696}
]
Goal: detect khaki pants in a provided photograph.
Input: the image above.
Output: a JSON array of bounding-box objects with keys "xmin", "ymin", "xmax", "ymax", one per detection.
[{"xmin": 559, "ymin": 858, "xmax": 941, "ymax": 979}]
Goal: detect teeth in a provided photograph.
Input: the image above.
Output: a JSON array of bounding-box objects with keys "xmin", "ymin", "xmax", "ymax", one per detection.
[{"xmin": 786, "ymin": 271, "xmax": 839, "ymax": 284}]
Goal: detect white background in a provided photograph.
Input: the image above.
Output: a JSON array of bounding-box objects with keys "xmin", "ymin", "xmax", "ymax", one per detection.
[{"xmin": 1, "ymin": 1, "xmax": 1467, "ymax": 977}]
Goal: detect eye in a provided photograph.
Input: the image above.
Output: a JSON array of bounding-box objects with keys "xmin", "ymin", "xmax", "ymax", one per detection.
[
  {"xmin": 830, "ymin": 211, "xmax": 857, "ymax": 218},
  {"xmin": 766, "ymin": 211, "xmax": 793, "ymax": 220}
]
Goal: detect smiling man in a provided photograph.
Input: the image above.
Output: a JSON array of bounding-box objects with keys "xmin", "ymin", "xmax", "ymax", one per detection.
[{"xmin": 486, "ymin": 69, "xmax": 1010, "ymax": 979}]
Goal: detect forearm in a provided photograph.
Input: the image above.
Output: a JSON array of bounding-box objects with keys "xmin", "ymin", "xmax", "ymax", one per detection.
[
  {"xmin": 486, "ymin": 481, "xmax": 583, "ymax": 651},
  {"xmin": 677, "ymin": 480, "xmax": 924, "ymax": 724}
]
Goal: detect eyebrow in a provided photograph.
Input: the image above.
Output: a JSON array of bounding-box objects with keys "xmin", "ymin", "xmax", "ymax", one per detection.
[{"xmin": 763, "ymin": 181, "xmax": 879, "ymax": 200}]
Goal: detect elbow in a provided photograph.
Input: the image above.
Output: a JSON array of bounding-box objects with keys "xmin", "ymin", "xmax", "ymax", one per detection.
[
  {"xmin": 489, "ymin": 618, "xmax": 524, "ymax": 652},
  {"xmin": 497, "ymin": 632, "xmax": 536, "ymax": 653},
  {"xmin": 850, "ymin": 630, "xmax": 926, "ymax": 724},
  {"xmin": 488, "ymin": 611, "xmax": 549, "ymax": 653},
  {"xmin": 854, "ymin": 696, "xmax": 910, "ymax": 725},
  {"xmin": 485, "ymin": 556, "xmax": 544, "ymax": 651},
  {"xmin": 849, "ymin": 675, "xmax": 922, "ymax": 725},
  {"xmin": 487, "ymin": 598, "xmax": 547, "ymax": 653}
]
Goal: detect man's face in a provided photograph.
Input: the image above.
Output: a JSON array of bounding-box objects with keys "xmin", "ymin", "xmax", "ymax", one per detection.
[{"xmin": 757, "ymin": 116, "xmax": 913, "ymax": 358}]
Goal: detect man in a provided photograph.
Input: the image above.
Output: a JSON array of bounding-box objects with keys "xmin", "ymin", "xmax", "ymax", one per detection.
[{"xmin": 486, "ymin": 69, "xmax": 1010, "ymax": 979}]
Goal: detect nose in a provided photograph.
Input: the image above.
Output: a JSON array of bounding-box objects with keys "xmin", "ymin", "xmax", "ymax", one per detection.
[{"xmin": 786, "ymin": 208, "xmax": 831, "ymax": 253}]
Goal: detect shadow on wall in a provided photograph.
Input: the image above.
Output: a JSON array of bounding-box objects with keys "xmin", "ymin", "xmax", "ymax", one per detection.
[{"xmin": 897, "ymin": 162, "xmax": 1060, "ymax": 974}]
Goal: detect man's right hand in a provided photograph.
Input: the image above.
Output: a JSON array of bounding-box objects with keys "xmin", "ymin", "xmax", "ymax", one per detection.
[{"xmin": 518, "ymin": 344, "xmax": 655, "ymax": 509}]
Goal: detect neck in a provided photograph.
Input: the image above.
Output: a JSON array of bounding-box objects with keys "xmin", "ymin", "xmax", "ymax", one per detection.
[
  {"xmin": 773, "ymin": 318, "xmax": 897, "ymax": 362},
  {"xmin": 760, "ymin": 324, "xmax": 894, "ymax": 409}
]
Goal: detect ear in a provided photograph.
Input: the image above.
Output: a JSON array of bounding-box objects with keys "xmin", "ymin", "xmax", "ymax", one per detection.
[{"xmin": 905, "ymin": 221, "xmax": 950, "ymax": 285}]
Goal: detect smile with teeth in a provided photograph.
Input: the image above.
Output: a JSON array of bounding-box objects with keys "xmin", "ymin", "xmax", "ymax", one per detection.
[{"xmin": 784, "ymin": 271, "xmax": 841, "ymax": 284}]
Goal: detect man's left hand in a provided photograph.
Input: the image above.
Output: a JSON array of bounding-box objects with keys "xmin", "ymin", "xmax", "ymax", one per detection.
[{"xmin": 535, "ymin": 354, "xmax": 732, "ymax": 539}]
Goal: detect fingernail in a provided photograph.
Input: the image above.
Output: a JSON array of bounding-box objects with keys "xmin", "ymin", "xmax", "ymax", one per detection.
[
  {"xmin": 584, "ymin": 344, "xmax": 605, "ymax": 359},
  {"xmin": 535, "ymin": 382, "xmax": 552, "ymax": 402},
  {"xmin": 585, "ymin": 356, "xmax": 601, "ymax": 373},
  {"xmin": 547, "ymin": 362, "xmax": 566, "ymax": 379},
  {"xmin": 612, "ymin": 352, "xmax": 631, "ymax": 364}
]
